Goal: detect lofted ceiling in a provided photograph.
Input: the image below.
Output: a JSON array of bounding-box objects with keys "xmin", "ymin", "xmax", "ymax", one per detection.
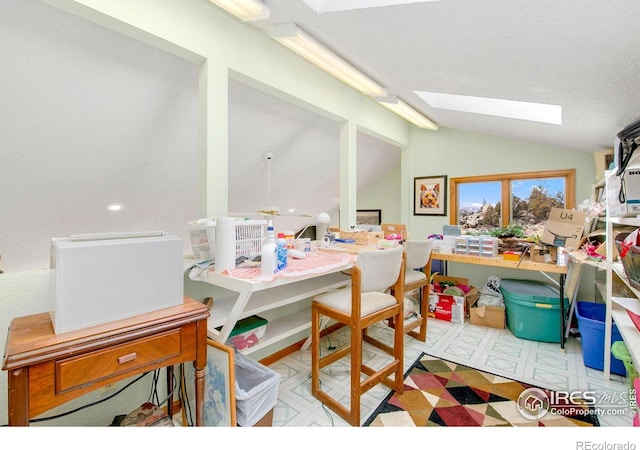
[
  {"xmin": 228, "ymin": 78, "xmax": 401, "ymax": 230},
  {"xmin": 20, "ymin": 0, "xmax": 640, "ymax": 234},
  {"xmin": 247, "ymin": 0, "xmax": 640, "ymax": 153}
]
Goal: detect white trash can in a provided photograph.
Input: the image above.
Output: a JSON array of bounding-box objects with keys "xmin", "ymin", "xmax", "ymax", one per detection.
[{"xmin": 234, "ymin": 352, "xmax": 281, "ymax": 427}]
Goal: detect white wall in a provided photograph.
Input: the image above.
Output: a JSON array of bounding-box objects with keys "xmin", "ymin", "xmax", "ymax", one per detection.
[
  {"xmin": 408, "ymin": 127, "xmax": 597, "ymax": 239},
  {"xmin": 0, "ymin": 0, "xmax": 603, "ymax": 427},
  {"xmin": 0, "ymin": 0, "xmax": 410, "ymax": 426},
  {"xmin": 407, "ymin": 126, "xmax": 598, "ymax": 297},
  {"xmin": 0, "ymin": 0, "xmax": 200, "ymax": 426},
  {"xmin": 1, "ymin": 0, "xmax": 200, "ymax": 272}
]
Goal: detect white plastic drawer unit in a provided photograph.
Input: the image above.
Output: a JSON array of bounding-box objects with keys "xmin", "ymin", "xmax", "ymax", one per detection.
[{"xmin": 49, "ymin": 231, "xmax": 183, "ymax": 334}]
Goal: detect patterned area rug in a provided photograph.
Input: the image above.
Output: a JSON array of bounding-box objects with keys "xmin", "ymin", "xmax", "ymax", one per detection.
[{"xmin": 364, "ymin": 353, "xmax": 600, "ymax": 427}]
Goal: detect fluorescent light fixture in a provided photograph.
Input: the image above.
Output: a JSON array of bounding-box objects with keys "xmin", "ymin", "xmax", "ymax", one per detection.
[
  {"xmin": 377, "ymin": 95, "xmax": 438, "ymax": 130},
  {"xmin": 414, "ymin": 91, "xmax": 562, "ymax": 125},
  {"xmin": 208, "ymin": 0, "xmax": 270, "ymax": 22},
  {"xmin": 304, "ymin": 0, "xmax": 439, "ymax": 13},
  {"xmin": 270, "ymin": 23, "xmax": 387, "ymax": 97}
]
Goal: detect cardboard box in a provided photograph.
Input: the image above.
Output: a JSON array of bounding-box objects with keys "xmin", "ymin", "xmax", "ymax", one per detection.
[
  {"xmin": 469, "ymin": 301, "xmax": 505, "ymax": 329},
  {"xmin": 338, "ymin": 230, "xmax": 384, "ymax": 246},
  {"xmin": 381, "ymin": 223, "xmax": 408, "ymax": 240},
  {"xmin": 541, "ymin": 208, "xmax": 586, "ymax": 250},
  {"xmin": 530, "ymin": 245, "xmax": 557, "ymax": 263},
  {"xmin": 428, "ymin": 275, "xmax": 478, "ymax": 323}
]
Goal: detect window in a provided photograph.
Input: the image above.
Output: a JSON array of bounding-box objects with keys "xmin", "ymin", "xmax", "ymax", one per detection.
[{"xmin": 450, "ymin": 169, "xmax": 576, "ymax": 236}]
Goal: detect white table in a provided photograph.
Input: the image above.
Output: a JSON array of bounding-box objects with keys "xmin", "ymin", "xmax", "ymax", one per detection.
[{"xmin": 187, "ymin": 251, "xmax": 354, "ymax": 355}]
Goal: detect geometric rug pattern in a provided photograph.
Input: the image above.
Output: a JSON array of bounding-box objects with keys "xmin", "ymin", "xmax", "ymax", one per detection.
[{"xmin": 364, "ymin": 353, "xmax": 600, "ymax": 427}]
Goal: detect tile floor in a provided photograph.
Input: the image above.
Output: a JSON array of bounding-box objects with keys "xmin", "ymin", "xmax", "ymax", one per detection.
[{"xmin": 267, "ymin": 318, "xmax": 634, "ymax": 427}]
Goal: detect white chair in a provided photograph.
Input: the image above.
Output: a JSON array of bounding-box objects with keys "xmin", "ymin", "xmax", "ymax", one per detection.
[
  {"xmin": 311, "ymin": 246, "xmax": 406, "ymax": 426},
  {"xmin": 388, "ymin": 239, "xmax": 433, "ymax": 341}
]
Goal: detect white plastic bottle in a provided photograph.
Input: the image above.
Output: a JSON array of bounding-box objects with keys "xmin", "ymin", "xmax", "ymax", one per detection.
[
  {"xmin": 261, "ymin": 226, "xmax": 277, "ymax": 277},
  {"xmin": 276, "ymin": 232, "xmax": 288, "ymax": 271}
]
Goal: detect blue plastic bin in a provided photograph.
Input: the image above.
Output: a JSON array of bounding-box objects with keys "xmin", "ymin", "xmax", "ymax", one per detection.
[{"xmin": 575, "ymin": 302, "xmax": 626, "ymax": 376}]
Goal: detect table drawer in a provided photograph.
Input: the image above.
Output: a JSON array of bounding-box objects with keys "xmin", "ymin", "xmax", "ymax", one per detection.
[{"xmin": 55, "ymin": 329, "xmax": 182, "ymax": 393}]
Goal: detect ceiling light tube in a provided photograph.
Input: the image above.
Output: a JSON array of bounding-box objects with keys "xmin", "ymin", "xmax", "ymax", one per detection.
[
  {"xmin": 377, "ymin": 95, "xmax": 438, "ymax": 130},
  {"xmin": 208, "ymin": 0, "xmax": 270, "ymax": 22},
  {"xmin": 270, "ymin": 23, "xmax": 387, "ymax": 97}
]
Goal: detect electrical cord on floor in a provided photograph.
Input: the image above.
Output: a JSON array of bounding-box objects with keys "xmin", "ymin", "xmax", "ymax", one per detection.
[
  {"xmin": 152, "ymin": 368, "xmax": 179, "ymax": 410},
  {"xmin": 148, "ymin": 369, "xmax": 162, "ymax": 406},
  {"xmin": 178, "ymin": 364, "xmax": 194, "ymax": 427},
  {"xmin": 306, "ymin": 373, "xmax": 336, "ymax": 427},
  {"xmin": 25, "ymin": 371, "xmax": 150, "ymax": 424},
  {"xmin": 322, "ymin": 400, "xmax": 337, "ymax": 426}
]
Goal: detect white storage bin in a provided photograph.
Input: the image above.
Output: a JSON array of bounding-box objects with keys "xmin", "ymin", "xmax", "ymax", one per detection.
[
  {"xmin": 187, "ymin": 218, "xmax": 267, "ymax": 261},
  {"xmin": 49, "ymin": 231, "xmax": 183, "ymax": 334}
]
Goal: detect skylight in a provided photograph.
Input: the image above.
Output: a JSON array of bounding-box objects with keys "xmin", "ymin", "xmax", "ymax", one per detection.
[
  {"xmin": 414, "ymin": 91, "xmax": 562, "ymax": 125},
  {"xmin": 303, "ymin": 0, "xmax": 439, "ymax": 13}
]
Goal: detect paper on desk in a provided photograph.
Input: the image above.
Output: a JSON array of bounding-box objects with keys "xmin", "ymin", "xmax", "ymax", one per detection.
[
  {"xmin": 611, "ymin": 296, "xmax": 640, "ymax": 316},
  {"xmin": 186, "ymin": 260, "xmax": 214, "ymax": 281}
]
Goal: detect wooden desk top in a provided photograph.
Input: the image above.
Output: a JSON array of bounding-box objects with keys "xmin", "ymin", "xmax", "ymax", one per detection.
[
  {"xmin": 2, "ymin": 297, "xmax": 209, "ymax": 371},
  {"xmin": 318, "ymin": 243, "xmax": 377, "ymax": 255},
  {"xmin": 432, "ymin": 252, "xmax": 568, "ymax": 274}
]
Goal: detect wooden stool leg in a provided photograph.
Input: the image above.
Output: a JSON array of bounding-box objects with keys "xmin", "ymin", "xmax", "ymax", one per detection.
[
  {"xmin": 393, "ymin": 310, "xmax": 405, "ymax": 393},
  {"xmin": 416, "ymin": 284, "xmax": 428, "ymax": 341},
  {"xmin": 350, "ymin": 323, "xmax": 362, "ymax": 426},
  {"xmin": 311, "ymin": 303, "xmax": 320, "ymax": 396}
]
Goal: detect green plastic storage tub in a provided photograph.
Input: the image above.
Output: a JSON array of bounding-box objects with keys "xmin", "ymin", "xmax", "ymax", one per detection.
[
  {"xmin": 500, "ymin": 279, "xmax": 569, "ymax": 343},
  {"xmin": 216, "ymin": 315, "xmax": 268, "ymax": 351}
]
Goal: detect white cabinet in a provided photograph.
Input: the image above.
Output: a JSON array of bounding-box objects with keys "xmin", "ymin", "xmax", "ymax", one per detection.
[{"xmin": 604, "ymin": 217, "xmax": 640, "ymax": 378}]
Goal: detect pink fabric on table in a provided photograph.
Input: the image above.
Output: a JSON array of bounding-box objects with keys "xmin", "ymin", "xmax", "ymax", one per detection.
[{"xmin": 221, "ymin": 251, "xmax": 355, "ymax": 281}]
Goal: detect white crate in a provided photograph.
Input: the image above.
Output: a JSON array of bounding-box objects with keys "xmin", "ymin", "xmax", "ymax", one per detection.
[{"xmin": 187, "ymin": 219, "xmax": 267, "ymax": 261}]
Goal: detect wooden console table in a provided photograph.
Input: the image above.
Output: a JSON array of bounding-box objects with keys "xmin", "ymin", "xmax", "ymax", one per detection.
[{"xmin": 2, "ymin": 297, "xmax": 209, "ymax": 426}]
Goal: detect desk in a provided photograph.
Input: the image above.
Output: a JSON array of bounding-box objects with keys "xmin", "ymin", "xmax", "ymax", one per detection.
[
  {"xmin": 432, "ymin": 252, "xmax": 569, "ymax": 350},
  {"xmin": 2, "ymin": 298, "xmax": 209, "ymax": 426},
  {"xmin": 188, "ymin": 251, "xmax": 355, "ymax": 354}
]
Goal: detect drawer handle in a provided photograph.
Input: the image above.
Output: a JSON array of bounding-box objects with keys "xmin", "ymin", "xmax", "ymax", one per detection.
[{"xmin": 118, "ymin": 352, "xmax": 137, "ymax": 364}]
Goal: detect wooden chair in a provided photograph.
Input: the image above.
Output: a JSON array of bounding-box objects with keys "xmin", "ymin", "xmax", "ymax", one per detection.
[
  {"xmin": 311, "ymin": 245, "xmax": 406, "ymax": 426},
  {"xmin": 387, "ymin": 239, "xmax": 433, "ymax": 341}
]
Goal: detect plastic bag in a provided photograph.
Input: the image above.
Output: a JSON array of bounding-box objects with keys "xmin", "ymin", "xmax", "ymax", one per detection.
[
  {"xmin": 234, "ymin": 352, "xmax": 281, "ymax": 427},
  {"xmin": 477, "ymin": 276, "xmax": 504, "ymax": 307}
]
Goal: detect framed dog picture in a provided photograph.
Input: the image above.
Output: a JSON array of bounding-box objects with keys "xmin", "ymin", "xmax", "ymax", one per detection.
[{"xmin": 414, "ymin": 175, "xmax": 447, "ymax": 216}]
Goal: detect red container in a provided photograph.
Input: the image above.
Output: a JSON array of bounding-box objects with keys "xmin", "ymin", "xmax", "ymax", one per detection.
[
  {"xmin": 615, "ymin": 232, "xmax": 640, "ymax": 290},
  {"xmin": 627, "ymin": 309, "xmax": 640, "ymax": 332}
]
